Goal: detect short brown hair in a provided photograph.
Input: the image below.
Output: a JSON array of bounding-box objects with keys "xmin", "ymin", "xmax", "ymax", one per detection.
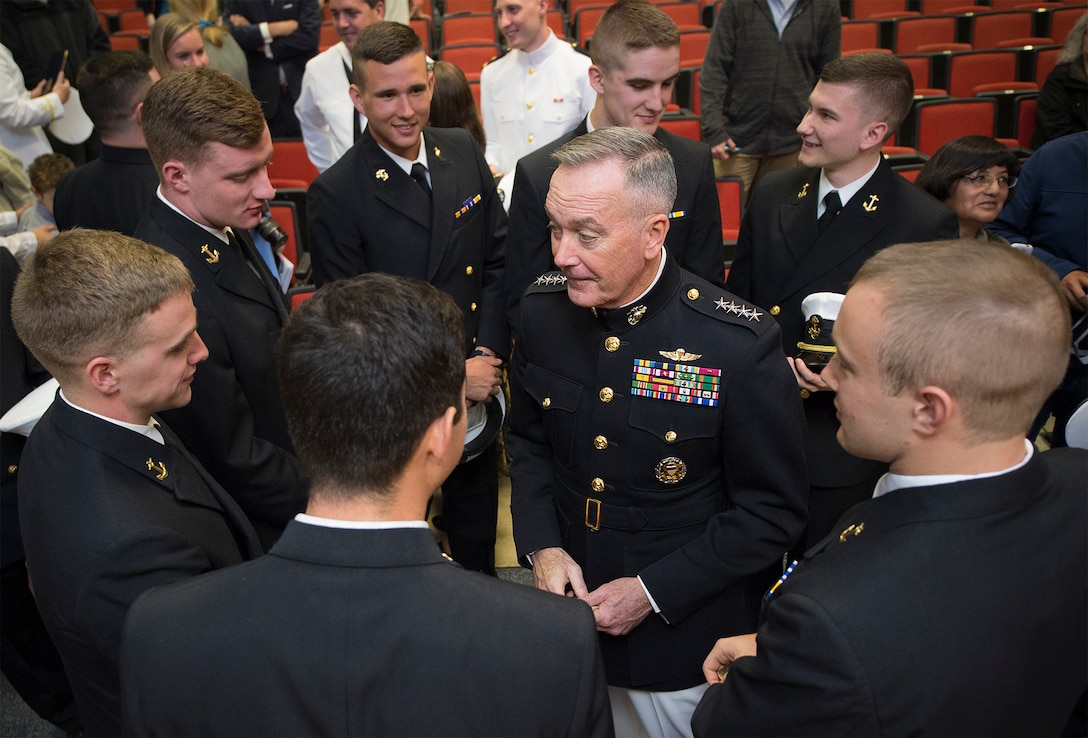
[
  {"xmin": 11, "ymin": 229, "xmax": 194, "ymax": 386},
  {"xmin": 589, "ymin": 0, "xmax": 679, "ymax": 73},
  {"xmin": 28, "ymin": 153, "xmax": 74, "ymax": 194},
  {"xmin": 76, "ymin": 50, "xmax": 156, "ymax": 138},
  {"xmin": 141, "ymin": 67, "xmax": 266, "ymax": 176},
  {"xmin": 351, "ymin": 21, "xmax": 424, "ymax": 90},
  {"xmin": 819, "ymin": 52, "xmax": 914, "ymax": 133},
  {"xmin": 852, "ymin": 240, "xmax": 1070, "ymax": 441}
]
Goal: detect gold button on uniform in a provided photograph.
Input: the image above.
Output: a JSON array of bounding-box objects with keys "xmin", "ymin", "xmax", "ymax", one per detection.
[
  {"xmin": 470, "ymin": 302, "xmax": 477, "ymax": 312},
  {"xmin": 528, "ymin": 67, "xmax": 535, "ymax": 74},
  {"xmin": 604, "ymin": 336, "xmax": 620, "ymax": 352},
  {"xmin": 769, "ymin": 305, "xmax": 781, "ymax": 316},
  {"xmin": 593, "ymin": 435, "xmax": 608, "ymax": 450},
  {"xmin": 6, "ymin": 465, "xmax": 16, "ymax": 474},
  {"xmin": 664, "ymin": 430, "xmax": 677, "ymax": 443},
  {"xmin": 542, "ymin": 397, "xmax": 551, "ymax": 408},
  {"xmin": 799, "ymin": 389, "xmax": 810, "ymax": 399},
  {"xmin": 591, "ymin": 477, "xmax": 605, "ymax": 493},
  {"xmin": 687, "ymin": 288, "xmax": 700, "ymax": 300},
  {"xmin": 466, "ymin": 265, "xmax": 474, "ymax": 275},
  {"xmin": 526, "ymin": 102, "xmax": 533, "ymax": 109},
  {"xmin": 599, "ymin": 387, "xmax": 614, "ymax": 402},
  {"xmin": 527, "ymin": 134, "xmax": 534, "ymax": 142}
]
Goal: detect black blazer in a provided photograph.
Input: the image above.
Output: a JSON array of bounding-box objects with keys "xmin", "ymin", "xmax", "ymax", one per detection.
[
  {"xmin": 727, "ymin": 159, "xmax": 959, "ymax": 487},
  {"xmin": 20, "ymin": 398, "xmax": 261, "ymax": 737},
  {"xmin": 53, "ymin": 144, "xmax": 159, "ymax": 237},
  {"xmin": 134, "ymin": 197, "xmax": 306, "ymax": 548},
  {"xmin": 308, "ymin": 125, "xmax": 508, "ymax": 357},
  {"xmin": 503, "ymin": 118, "xmax": 725, "ymax": 334},
  {"xmin": 122, "ymin": 522, "xmax": 614, "ymax": 737},
  {"xmin": 224, "ymin": 0, "xmax": 320, "ymax": 120},
  {"xmin": 692, "ymin": 448, "xmax": 1088, "ymax": 737}
]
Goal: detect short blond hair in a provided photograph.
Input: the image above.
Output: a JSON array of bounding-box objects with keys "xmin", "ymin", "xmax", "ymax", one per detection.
[
  {"xmin": 589, "ymin": 0, "xmax": 679, "ymax": 73},
  {"xmin": 11, "ymin": 229, "xmax": 193, "ymax": 386},
  {"xmin": 852, "ymin": 240, "xmax": 1070, "ymax": 440}
]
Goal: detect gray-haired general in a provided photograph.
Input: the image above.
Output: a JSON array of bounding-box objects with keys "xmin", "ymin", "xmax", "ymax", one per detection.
[{"xmin": 507, "ymin": 127, "xmax": 807, "ymax": 738}]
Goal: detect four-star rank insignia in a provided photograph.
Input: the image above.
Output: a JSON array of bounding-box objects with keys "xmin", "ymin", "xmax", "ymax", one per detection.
[{"xmin": 714, "ymin": 297, "xmax": 761, "ymax": 322}]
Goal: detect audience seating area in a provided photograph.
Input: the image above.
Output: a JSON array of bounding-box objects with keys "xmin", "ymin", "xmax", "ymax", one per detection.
[{"xmin": 89, "ymin": 0, "xmax": 1085, "ymax": 267}]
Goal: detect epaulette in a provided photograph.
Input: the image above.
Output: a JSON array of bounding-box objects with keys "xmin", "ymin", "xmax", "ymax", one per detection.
[
  {"xmin": 482, "ymin": 47, "xmax": 510, "ymax": 68},
  {"xmin": 681, "ymin": 282, "xmax": 765, "ymax": 334},
  {"xmin": 524, "ymin": 271, "xmax": 568, "ymax": 294}
]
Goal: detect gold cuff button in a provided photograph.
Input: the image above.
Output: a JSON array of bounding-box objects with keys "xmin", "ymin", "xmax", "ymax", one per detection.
[
  {"xmin": 599, "ymin": 387, "xmax": 614, "ymax": 403},
  {"xmin": 591, "ymin": 477, "xmax": 605, "ymax": 493},
  {"xmin": 6, "ymin": 465, "xmax": 16, "ymax": 474}
]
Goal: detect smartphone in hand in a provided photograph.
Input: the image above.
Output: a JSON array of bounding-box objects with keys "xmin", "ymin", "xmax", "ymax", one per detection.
[{"xmin": 42, "ymin": 50, "xmax": 68, "ymax": 94}]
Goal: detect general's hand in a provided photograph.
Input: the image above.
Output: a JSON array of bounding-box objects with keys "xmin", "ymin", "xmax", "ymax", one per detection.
[
  {"xmin": 464, "ymin": 354, "xmax": 502, "ymax": 403},
  {"xmin": 585, "ymin": 577, "xmax": 652, "ymax": 636},
  {"xmin": 788, "ymin": 356, "xmax": 830, "ymax": 392},
  {"xmin": 1060, "ymin": 270, "xmax": 1088, "ymax": 313},
  {"xmin": 702, "ymin": 633, "xmax": 757, "ymax": 684},
  {"xmin": 531, "ymin": 547, "xmax": 589, "ymax": 599}
]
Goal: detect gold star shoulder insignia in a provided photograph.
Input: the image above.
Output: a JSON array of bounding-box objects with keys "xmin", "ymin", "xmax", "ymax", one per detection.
[{"xmin": 375, "ymin": 168, "xmax": 389, "ymax": 181}]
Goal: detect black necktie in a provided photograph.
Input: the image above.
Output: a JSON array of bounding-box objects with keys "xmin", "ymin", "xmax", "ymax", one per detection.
[
  {"xmin": 410, "ymin": 162, "xmax": 432, "ymax": 199},
  {"xmin": 818, "ymin": 190, "xmax": 841, "ymax": 236}
]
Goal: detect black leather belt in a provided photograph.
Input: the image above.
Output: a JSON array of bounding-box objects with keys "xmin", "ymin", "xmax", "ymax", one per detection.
[{"xmin": 556, "ymin": 485, "xmax": 725, "ymax": 533}]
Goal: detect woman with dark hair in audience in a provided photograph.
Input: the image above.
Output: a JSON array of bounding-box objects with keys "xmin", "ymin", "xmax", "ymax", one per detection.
[
  {"xmin": 428, "ymin": 61, "xmax": 486, "ymax": 151},
  {"xmin": 1033, "ymin": 12, "xmax": 1087, "ymax": 149},
  {"xmin": 916, "ymin": 135, "xmax": 1020, "ymax": 243}
]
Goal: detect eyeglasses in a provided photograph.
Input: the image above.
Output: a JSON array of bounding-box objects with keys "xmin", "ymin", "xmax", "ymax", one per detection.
[{"xmin": 961, "ymin": 173, "xmax": 1018, "ymax": 188}]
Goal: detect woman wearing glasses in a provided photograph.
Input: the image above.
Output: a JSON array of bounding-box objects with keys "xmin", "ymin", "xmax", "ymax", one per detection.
[{"xmin": 916, "ymin": 135, "xmax": 1021, "ymax": 243}]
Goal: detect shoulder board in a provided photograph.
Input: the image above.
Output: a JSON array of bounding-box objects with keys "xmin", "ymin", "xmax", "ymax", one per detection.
[
  {"xmin": 482, "ymin": 48, "xmax": 510, "ymax": 67},
  {"xmin": 681, "ymin": 282, "xmax": 766, "ymax": 333},
  {"xmin": 524, "ymin": 271, "xmax": 569, "ymax": 294}
]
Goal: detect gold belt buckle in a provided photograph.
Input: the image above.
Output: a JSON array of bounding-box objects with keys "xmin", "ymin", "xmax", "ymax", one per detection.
[{"xmin": 585, "ymin": 497, "xmax": 602, "ymax": 531}]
